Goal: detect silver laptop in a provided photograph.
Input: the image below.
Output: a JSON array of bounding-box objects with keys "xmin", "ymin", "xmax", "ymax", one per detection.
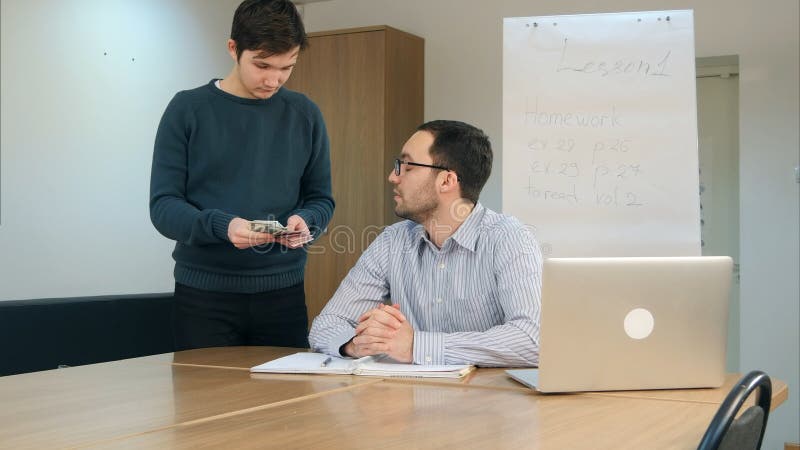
[{"xmin": 507, "ymin": 256, "xmax": 733, "ymax": 393}]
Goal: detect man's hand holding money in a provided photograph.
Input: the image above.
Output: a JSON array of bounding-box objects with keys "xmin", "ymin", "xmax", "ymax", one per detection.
[
  {"xmin": 228, "ymin": 217, "xmax": 276, "ymax": 249},
  {"xmin": 227, "ymin": 216, "xmax": 312, "ymax": 250},
  {"xmin": 275, "ymin": 215, "xmax": 313, "ymax": 249}
]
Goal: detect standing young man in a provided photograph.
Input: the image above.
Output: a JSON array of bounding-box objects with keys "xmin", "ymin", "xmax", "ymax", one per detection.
[
  {"xmin": 150, "ymin": 0, "xmax": 334, "ymax": 350},
  {"xmin": 309, "ymin": 121, "xmax": 542, "ymax": 367}
]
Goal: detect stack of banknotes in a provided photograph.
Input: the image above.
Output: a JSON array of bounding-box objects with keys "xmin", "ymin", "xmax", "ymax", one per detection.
[{"xmin": 249, "ymin": 220, "xmax": 313, "ymax": 246}]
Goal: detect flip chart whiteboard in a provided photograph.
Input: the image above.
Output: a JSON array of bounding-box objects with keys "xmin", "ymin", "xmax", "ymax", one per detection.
[{"xmin": 502, "ymin": 10, "xmax": 701, "ymax": 257}]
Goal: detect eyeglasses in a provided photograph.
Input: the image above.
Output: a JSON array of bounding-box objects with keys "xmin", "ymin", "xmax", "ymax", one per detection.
[{"xmin": 394, "ymin": 158, "xmax": 459, "ymax": 180}]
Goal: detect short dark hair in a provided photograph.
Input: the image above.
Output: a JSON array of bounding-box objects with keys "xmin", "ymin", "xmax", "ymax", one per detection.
[
  {"xmin": 417, "ymin": 120, "xmax": 493, "ymax": 204},
  {"xmin": 230, "ymin": 0, "xmax": 308, "ymax": 60}
]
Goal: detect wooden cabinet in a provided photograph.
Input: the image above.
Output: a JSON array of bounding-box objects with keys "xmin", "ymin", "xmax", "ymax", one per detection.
[{"xmin": 285, "ymin": 26, "xmax": 424, "ymax": 322}]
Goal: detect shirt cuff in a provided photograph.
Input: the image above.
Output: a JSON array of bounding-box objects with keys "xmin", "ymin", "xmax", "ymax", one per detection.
[
  {"xmin": 330, "ymin": 328, "xmax": 356, "ymax": 357},
  {"xmin": 412, "ymin": 331, "xmax": 445, "ymax": 365}
]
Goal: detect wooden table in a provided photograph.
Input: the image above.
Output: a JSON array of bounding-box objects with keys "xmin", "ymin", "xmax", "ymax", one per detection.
[{"xmin": 1, "ymin": 347, "xmax": 788, "ymax": 449}]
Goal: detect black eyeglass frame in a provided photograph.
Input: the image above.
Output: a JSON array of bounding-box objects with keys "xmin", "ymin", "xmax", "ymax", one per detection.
[{"xmin": 393, "ymin": 158, "xmax": 460, "ymax": 181}]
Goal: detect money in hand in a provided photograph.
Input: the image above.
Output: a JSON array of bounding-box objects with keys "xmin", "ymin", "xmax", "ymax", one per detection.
[
  {"xmin": 284, "ymin": 232, "xmax": 313, "ymax": 247},
  {"xmin": 249, "ymin": 220, "xmax": 288, "ymax": 235},
  {"xmin": 250, "ymin": 219, "xmax": 313, "ymax": 246}
]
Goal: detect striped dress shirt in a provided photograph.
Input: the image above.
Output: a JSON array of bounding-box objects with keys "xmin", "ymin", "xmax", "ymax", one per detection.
[{"xmin": 308, "ymin": 203, "xmax": 542, "ymax": 367}]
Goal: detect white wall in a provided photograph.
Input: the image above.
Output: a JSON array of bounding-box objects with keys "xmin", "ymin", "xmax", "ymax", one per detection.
[
  {"xmin": 301, "ymin": 0, "xmax": 799, "ymax": 447},
  {"xmin": 0, "ymin": 0, "xmax": 241, "ymax": 299}
]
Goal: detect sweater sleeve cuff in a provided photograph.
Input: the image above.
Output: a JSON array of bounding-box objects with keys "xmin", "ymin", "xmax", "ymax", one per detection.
[
  {"xmin": 212, "ymin": 211, "xmax": 237, "ymax": 242},
  {"xmin": 412, "ymin": 331, "xmax": 445, "ymax": 365}
]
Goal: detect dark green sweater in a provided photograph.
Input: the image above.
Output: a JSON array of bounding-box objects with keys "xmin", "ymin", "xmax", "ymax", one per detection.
[{"xmin": 150, "ymin": 80, "xmax": 334, "ymax": 293}]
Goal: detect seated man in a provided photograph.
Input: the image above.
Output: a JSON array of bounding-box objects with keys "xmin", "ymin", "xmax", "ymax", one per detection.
[{"xmin": 309, "ymin": 120, "xmax": 542, "ymax": 367}]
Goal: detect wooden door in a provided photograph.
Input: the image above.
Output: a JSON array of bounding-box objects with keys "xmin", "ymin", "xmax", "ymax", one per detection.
[{"xmin": 286, "ymin": 29, "xmax": 387, "ymax": 322}]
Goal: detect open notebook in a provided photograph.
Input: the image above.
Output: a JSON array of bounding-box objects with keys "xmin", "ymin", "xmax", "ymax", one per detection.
[{"xmin": 250, "ymin": 352, "xmax": 474, "ymax": 379}]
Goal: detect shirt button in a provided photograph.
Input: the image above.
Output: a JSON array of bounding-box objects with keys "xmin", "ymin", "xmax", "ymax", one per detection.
[
  {"xmin": 436, "ymin": 298, "xmax": 443, "ymax": 304},
  {"xmin": 438, "ymin": 263, "xmax": 445, "ymax": 269},
  {"xmin": 425, "ymin": 356, "xmax": 432, "ymax": 362}
]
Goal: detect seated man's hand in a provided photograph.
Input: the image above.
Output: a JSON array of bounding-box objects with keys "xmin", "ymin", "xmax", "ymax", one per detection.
[
  {"xmin": 347, "ymin": 304, "xmax": 413, "ymax": 363},
  {"xmin": 356, "ymin": 303, "xmax": 406, "ymax": 334}
]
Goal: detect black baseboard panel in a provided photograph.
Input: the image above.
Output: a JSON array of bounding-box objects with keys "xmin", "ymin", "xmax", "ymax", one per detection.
[{"xmin": 0, "ymin": 293, "xmax": 174, "ymax": 376}]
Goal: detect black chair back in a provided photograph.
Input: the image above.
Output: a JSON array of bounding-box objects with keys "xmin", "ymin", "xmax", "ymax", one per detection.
[{"xmin": 698, "ymin": 370, "xmax": 772, "ymax": 450}]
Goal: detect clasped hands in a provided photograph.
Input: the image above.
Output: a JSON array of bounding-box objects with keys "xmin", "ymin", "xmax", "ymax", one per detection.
[{"xmin": 344, "ymin": 304, "xmax": 414, "ymax": 363}]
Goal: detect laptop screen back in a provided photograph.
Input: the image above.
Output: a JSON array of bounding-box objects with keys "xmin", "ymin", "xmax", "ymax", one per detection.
[{"xmin": 536, "ymin": 256, "xmax": 733, "ymax": 393}]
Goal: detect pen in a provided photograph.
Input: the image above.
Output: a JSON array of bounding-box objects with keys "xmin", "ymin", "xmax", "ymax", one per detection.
[{"xmin": 320, "ymin": 357, "xmax": 332, "ymax": 367}]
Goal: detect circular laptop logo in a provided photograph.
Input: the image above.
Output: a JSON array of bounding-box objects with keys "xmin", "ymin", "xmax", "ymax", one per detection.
[{"xmin": 624, "ymin": 308, "xmax": 654, "ymax": 339}]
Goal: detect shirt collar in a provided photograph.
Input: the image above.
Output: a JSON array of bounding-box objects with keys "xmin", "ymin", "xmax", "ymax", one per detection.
[{"xmin": 412, "ymin": 203, "xmax": 485, "ymax": 253}]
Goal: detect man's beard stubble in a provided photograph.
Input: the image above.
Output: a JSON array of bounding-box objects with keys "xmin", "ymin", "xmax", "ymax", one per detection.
[{"xmin": 394, "ymin": 190, "xmax": 438, "ymax": 224}]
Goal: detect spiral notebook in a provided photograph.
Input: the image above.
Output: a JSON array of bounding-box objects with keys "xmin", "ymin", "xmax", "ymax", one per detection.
[{"xmin": 251, "ymin": 352, "xmax": 474, "ymax": 379}]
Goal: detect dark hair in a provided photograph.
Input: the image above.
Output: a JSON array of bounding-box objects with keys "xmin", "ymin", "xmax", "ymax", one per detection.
[
  {"xmin": 417, "ymin": 120, "xmax": 493, "ymax": 203},
  {"xmin": 230, "ymin": 0, "xmax": 308, "ymax": 60}
]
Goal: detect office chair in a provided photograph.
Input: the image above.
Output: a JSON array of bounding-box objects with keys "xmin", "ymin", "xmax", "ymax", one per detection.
[{"xmin": 698, "ymin": 370, "xmax": 772, "ymax": 450}]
